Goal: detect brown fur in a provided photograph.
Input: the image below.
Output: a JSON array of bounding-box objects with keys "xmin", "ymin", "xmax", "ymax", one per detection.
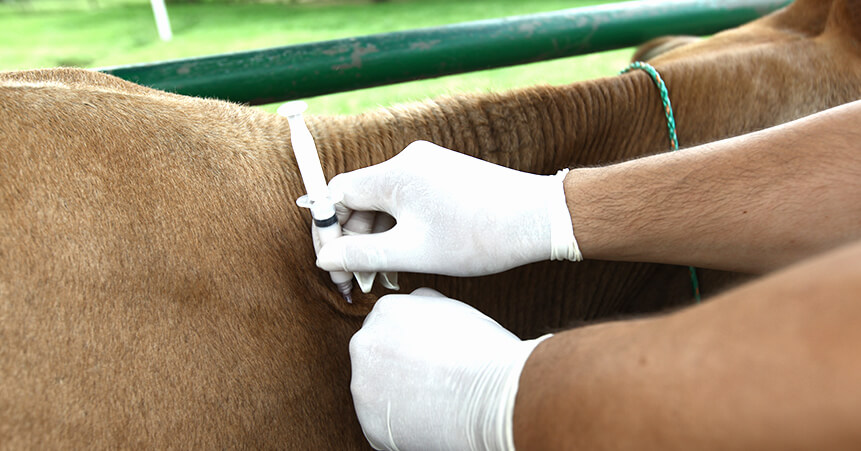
[{"xmin": 2, "ymin": 0, "xmax": 860, "ymax": 447}]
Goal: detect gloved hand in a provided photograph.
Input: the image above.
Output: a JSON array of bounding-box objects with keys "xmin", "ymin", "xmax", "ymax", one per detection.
[
  {"xmin": 350, "ymin": 288, "xmax": 552, "ymax": 450},
  {"xmin": 316, "ymin": 141, "xmax": 581, "ymax": 278}
]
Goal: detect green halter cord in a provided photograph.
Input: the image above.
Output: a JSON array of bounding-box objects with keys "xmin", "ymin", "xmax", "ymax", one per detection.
[{"xmin": 620, "ymin": 61, "xmax": 702, "ymax": 303}]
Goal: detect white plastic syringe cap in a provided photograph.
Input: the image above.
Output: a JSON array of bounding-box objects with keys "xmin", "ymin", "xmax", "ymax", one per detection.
[{"xmin": 277, "ymin": 100, "xmax": 308, "ymax": 118}]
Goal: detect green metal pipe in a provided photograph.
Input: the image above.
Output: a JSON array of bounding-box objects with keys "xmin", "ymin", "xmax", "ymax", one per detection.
[{"xmin": 101, "ymin": 0, "xmax": 792, "ymax": 105}]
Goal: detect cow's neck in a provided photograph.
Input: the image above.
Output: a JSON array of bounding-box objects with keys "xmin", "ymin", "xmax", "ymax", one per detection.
[{"xmin": 300, "ymin": 74, "xmax": 670, "ymax": 178}]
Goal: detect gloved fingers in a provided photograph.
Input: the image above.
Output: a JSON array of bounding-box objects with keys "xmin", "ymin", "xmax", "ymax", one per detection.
[
  {"xmin": 340, "ymin": 211, "xmax": 377, "ymax": 293},
  {"xmin": 327, "ymin": 164, "xmax": 398, "ymax": 215},
  {"xmin": 409, "ymin": 287, "xmax": 445, "ymax": 298},
  {"xmin": 334, "ymin": 201, "xmax": 353, "ymax": 225},
  {"xmin": 342, "ymin": 210, "xmax": 396, "ymax": 236},
  {"xmin": 354, "ymin": 271, "xmax": 377, "ymax": 294},
  {"xmin": 378, "ymin": 271, "xmax": 399, "ymax": 291},
  {"xmin": 371, "ymin": 213, "xmax": 399, "ymax": 289},
  {"xmin": 366, "ymin": 290, "xmax": 485, "ymax": 324},
  {"xmin": 311, "ymin": 222, "xmax": 322, "ymax": 255},
  {"xmin": 358, "ymin": 292, "xmax": 441, "ymax": 331},
  {"xmin": 316, "ymin": 227, "xmax": 411, "ymax": 273},
  {"xmin": 393, "ymin": 289, "xmax": 520, "ymax": 341},
  {"xmin": 328, "ymin": 141, "xmax": 456, "ymax": 215},
  {"xmin": 339, "ymin": 211, "xmax": 399, "ymax": 293},
  {"xmin": 343, "ymin": 210, "xmax": 376, "ymax": 235}
]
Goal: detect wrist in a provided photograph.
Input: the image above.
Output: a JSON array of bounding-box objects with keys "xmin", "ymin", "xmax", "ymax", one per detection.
[
  {"xmin": 513, "ymin": 321, "xmax": 652, "ymax": 450},
  {"xmin": 548, "ymin": 169, "xmax": 583, "ymax": 262},
  {"xmin": 563, "ymin": 167, "xmax": 632, "ymax": 261},
  {"xmin": 468, "ymin": 334, "xmax": 553, "ymax": 451}
]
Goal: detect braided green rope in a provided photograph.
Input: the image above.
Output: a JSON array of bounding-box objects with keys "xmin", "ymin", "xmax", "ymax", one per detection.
[{"xmin": 621, "ymin": 61, "xmax": 702, "ymax": 303}]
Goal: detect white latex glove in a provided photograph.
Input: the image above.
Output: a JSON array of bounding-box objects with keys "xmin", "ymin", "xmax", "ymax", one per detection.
[
  {"xmin": 350, "ymin": 288, "xmax": 551, "ymax": 451},
  {"xmin": 312, "ymin": 209, "xmax": 399, "ymax": 293},
  {"xmin": 316, "ymin": 141, "xmax": 581, "ymax": 278}
]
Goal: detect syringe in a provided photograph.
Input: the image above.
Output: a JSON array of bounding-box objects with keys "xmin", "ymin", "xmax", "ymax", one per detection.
[{"xmin": 278, "ymin": 100, "xmax": 354, "ymax": 303}]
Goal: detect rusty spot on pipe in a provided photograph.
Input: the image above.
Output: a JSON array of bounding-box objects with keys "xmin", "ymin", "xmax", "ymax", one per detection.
[
  {"xmin": 410, "ymin": 40, "xmax": 441, "ymax": 51},
  {"xmin": 332, "ymin": 43, "xmax": 379, "ymax": 71}
]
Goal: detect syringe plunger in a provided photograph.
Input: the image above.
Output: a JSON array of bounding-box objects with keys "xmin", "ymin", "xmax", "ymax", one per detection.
[
  {"xmin": 279, "ymin": 101, "xmax": 329, "ymax": 203},
  {"xmin": 279, "ymin": 100, "xmax": 354, "ymax": 303}
]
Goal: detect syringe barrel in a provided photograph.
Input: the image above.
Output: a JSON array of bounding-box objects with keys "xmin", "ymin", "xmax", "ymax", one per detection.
[
  {"xmin": 279, "ymin": 100, "xmax": 354, "ymax": 301},
  {"xmin": 313, "ymin": 204, "xmax": 353, "ymax": 287},
  {"xmin": 286, "ymin": 115, "xmax": 329, "ymax": 202}
]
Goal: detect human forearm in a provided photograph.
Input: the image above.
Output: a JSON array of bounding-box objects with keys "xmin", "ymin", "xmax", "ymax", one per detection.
[
  {"xmin": 566, "ymin": 100, "xmax": 861, "ymax": 273},
  {"xmin": 514, "ymin": 238, "xmax": 861, "ymax": 450}
]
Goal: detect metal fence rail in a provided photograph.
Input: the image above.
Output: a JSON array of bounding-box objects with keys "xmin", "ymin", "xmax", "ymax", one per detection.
[{"xmin": 100, "ymin": 0, "xmax": 792, "ymax": 105}]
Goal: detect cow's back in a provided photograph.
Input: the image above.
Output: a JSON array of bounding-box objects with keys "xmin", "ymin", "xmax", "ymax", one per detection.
[{"xmin": 0, "ymin": 73, "xmax": 367, "ymax": 448}]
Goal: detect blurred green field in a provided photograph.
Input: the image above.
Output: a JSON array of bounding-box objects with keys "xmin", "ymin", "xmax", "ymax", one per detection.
[{"xmin": 0, "ymin": 0, "xmax": 634, "ymax": 114}]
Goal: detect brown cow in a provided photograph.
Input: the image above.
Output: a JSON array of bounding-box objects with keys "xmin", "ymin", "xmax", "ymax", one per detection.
[{"xmin": 1, "ymin": 0, "xmax": 859, "ymax": 447}]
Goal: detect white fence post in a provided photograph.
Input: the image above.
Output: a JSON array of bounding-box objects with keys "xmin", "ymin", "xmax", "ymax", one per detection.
[{"xmin": 150, "ymin": 0, "xmax": 173, "ymax": 42}]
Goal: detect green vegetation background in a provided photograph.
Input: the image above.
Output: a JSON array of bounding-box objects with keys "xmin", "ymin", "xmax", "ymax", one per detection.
[{"xmin": 0, "ymin": 0, "xmax": 633, "ymax": 114}]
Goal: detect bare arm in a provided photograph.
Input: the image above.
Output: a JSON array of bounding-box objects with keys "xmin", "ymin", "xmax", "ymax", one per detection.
[
  {"xmin": 566, "ymin": 100, "xmax": 861, "ymax": 273},
  {"xmin": 514, "ymin": 238, "xmax": 861, "ymax": 450}
]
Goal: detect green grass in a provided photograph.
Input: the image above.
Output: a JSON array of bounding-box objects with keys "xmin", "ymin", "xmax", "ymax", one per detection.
[{"xmin": 0, "ymin": 0, "xmax": 635, "ymax": 114}]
